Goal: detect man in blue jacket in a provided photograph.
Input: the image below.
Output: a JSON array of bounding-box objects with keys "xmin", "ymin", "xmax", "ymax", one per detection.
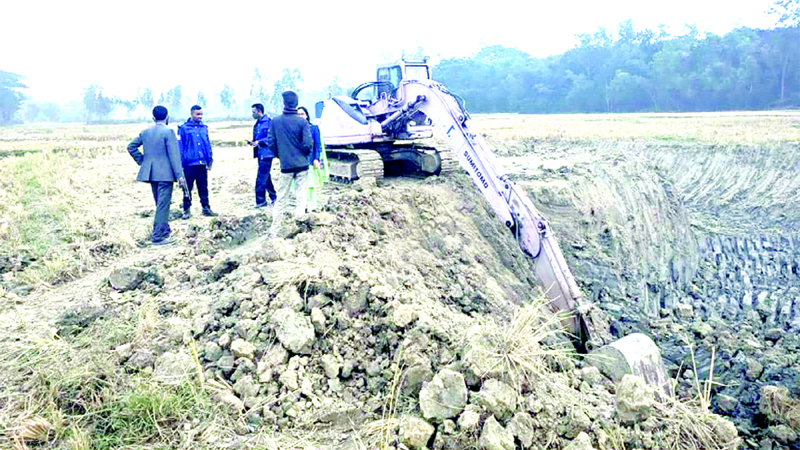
[
  {"xmin": 247, "ymin": 103, "xmax": 276, "ymax": 208},
  {"xmin": 267, "ymin": 91, "xmax": 312, "ymax": 238},
  {"xmin": 178, "ymin": 105, "xmax": 217, "ymax": 219}
]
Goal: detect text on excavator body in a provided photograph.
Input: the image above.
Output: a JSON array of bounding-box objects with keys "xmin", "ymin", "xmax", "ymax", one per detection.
[{"xmin": 464, "ymin": 150, "xmax": 490, "ymax": 189}]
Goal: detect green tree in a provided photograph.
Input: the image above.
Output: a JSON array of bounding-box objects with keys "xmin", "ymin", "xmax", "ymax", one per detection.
[
  {"xmin": 0, "ymin": 70, "xmax": 26, "ymax": 124},
  {"xmin": 138, "ymin": 88, "xmax": 154, "ymax": 115},
  {"xmin": 770, "ymin": 0, "xmax": 800, "ymax": 25},
  {"xmin": 270, "ymin": 68, "xmax": 303, "ymax": 112},
  {"xmin": 220, "ymin": 84, "xmax": 235, "ymax": 117},
  {"xmin": 196, "ymin": 91, "xmax": 206, "ymax": 108},
  {"xmin": 434, "ymin": 21, "xmax": 796, "ymax": 113},
  {"xmin": 83, "ymin": 84, "xmax": 115, "ymax": 122},
  {"xmin": 40, "ymin": 102, "xmax": 60, "ymax": 122},
  {"xmin": 165, "ymin": 85, "xmax": 183, "ymax": 117},
  {"xmin": 769, "ymin": 0, "xmax": 800, "ymax": 104},
  {"xmin": 250, "ymin": 68, "xmax": 269, "ymax": 104},
  {"xmin": 119, "ymin": 98, "xmax": 138, "ymax": 118},
  {"xmin": 22, "ymin": 101, "xmax": 40, "ymax": 122},
  {"xmin": 324, "ymin": 76, "xmax": 346, "ymax": 98}
]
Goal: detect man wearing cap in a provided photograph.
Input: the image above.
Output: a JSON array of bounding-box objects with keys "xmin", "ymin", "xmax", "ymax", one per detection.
[
  {"xmin": 127, "ymin": 105, "xmax": 188, "ymax": 246},
  {"xmin": 267, "ymin": 90, "xmax": 312, "ymax": 238}
]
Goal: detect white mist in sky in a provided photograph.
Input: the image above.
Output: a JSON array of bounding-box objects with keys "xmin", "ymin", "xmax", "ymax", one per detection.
[{"xmin": 1, "ymin": 0, "xmax": 777, "ymax": 106}]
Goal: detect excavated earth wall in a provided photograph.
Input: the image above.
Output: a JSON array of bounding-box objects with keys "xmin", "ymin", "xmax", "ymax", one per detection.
[{"xmin": 520, "ymin": 142, "xmax": 800, "ymax": 449}]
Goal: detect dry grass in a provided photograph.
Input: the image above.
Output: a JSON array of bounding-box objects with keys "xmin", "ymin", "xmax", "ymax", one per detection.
[
  {"xmin": 0, "ymin": 303, "xmax": 224, "ymax": 450},
  {"xmin": 246, "ymin": 428, "xmax": 324, "ymax": 450},
  {"xmin": 652, "ymin": 344, "xmax": 740, "ymax": 450},
  {"xmin": 263, "ymin": 258, "xmax": 340, "ymax": 301},
  {"xmin": 65, "ymin": 425, "xmax": 91, "ymax": 450},
  {"xmin": 472, "ymin": 111, "xmax": 800, "ymax": 149},
  {"xmin": 0, "ymin": 120, "xmax": 265, "ymax": 291},
  {"xmin": 263, "ymin": 259, "xmax": 322, "ymax": 290},
  {"xmin": 656, "ymin": 401, "xmax": 741, "ymax": 450},
  {"xmin": 605, "ymin": 425, "xmax": 628, "ymax": 450},
  {"xmin": 760, "ymin": 385, "xmax": 800, "ymax": 431},
  {"xmin": 463, "ymin": 292, "xmax": 575, "ymax": 390},
  {"xmin": 361, "ymin": 362, "xmax": 404, "ymax": 450},
  {"xmin": 135, "ymin": 296, "xmax": 161, "ymax": 342},
  {"xmin": 9, "ymin": 417, "xmax": 55, "ymax": 450},
  {"xmin": 0, "ymin": 148, "xmax": 137, "ymax": 287}
]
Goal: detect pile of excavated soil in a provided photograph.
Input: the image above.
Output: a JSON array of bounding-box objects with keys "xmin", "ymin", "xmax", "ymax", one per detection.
[{"xmin": 77, "ymin": 174, "xmax": 737, "ymax": 449}]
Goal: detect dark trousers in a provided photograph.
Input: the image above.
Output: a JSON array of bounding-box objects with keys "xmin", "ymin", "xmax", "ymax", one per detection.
[
  {"xmin": 183, "ymin": 164, "xmax": 210, "ymax": 210},
  {"xmin": 150, "ymin": 181, "xmax": 173, "ymax": 242},
  {"xmin": 255, "ymin": 157, "xmax": 277, "ymax": 205}
]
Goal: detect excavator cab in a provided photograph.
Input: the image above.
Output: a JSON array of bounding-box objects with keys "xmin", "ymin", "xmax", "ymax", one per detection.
[{"xmin": 375, "ymin": 59, "xmax": 431, "ymax": 98}]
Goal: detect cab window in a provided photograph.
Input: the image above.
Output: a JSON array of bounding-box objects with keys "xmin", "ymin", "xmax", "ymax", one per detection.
[
  {"xmin": 405, "ymin": 65, "xmax": 430, "ymax": 80},
  {"xmin": 377, "ymin": 66, "xmax": 403, "ymax": 96},
  {"xmin": 388, "ymin": 66, "xmax": 402, "ymax": 88}
]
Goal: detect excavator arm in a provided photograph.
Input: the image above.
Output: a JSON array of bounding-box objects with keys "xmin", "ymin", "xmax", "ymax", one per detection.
[{"xmin": 387, "ymin": 80, "xmax": 598, "ymax": 351}]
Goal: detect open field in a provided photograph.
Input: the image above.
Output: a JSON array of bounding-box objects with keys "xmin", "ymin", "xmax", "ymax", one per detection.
[{"xmin": 1, "ymin": 112, "xmax": 799, "ymax": 449}]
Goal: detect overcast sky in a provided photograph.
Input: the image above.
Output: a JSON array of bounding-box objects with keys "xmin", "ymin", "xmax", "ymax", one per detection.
[{"xmin": 1, "ymin": 0, "xmax": 779, "ymax": 105}]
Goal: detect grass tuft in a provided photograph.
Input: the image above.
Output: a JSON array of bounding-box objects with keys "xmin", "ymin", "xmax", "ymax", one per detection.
[
  {"xmin": 464, "ymin": 293, "xmax": 575, "ymax": 388},
  {"xmin": 65, "ymin": 425, "xmax": 90, "ymax": 450},
  {"xmin": 0, "ymin": 149, "xmax": 135, "ymax": 287},
  {"xmin": 654, "ymin": 343, "xmax": 740, "ymax": 450},
  {"xmin": 362, "ymin": 362, "xmax": 405, "ymax": 450},
  {"xmin": 9, "ymin": 417, "xmax": 54, "ymax": 449},
  {"xmin": 760, "ymin": 385, "xmax": 800, "ymax": 432}
]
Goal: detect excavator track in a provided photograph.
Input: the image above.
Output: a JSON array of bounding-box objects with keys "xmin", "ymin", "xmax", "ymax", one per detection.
[
  {"xmin": 326, "ymin": 149, "xmax": 385, "ymax": 182},
  {"xmin": 432, "ymin": 145, "xmax": 459, "ymax": 175},
  {"xmin": 326, "ymin": 144, "xmax": 458, "ymax": 183}
]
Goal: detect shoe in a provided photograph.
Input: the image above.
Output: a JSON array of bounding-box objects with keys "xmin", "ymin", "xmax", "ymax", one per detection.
[
  {"xmin": 255, "ymin": 202, "xmax": 269, "ymax": 209},
  {"xmin": 202, "ymin": 208, "xmax": 218, "ymax": 217},
  {"xmin": 152, "ymin": 237, "xmax": 175, "ymax": 246},
  {"xmin": 181, "ymin": 210, "xmax": 191, "ymax": 220}
]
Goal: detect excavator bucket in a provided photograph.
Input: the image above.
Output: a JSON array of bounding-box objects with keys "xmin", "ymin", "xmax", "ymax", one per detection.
[{"xmin": 589, "ymin": 333, "xmax": 670, "ymax": 395}]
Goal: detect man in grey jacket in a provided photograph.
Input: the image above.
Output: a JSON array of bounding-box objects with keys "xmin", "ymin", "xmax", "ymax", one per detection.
[
  {"xmin": 127, "ymin": 106, "xmax": 188, "ymax": 245},
  {"xmin": 267, "ymin": 91, "xmax": 312, "ymax": 238}
]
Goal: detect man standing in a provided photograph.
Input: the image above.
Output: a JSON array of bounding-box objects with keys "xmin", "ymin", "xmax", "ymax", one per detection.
[
  {"xmin": 247, "ymin": 103, "xmax": 276, "ymax": 208},
  {"xmin": 178, "ymin": 105, "xmax": 217, "ymax": 219},
  {"xmin": 127, "ymin": 106, "xmax": 188, "ymax": 246},
  {"xmin": 268, "ymin": 91, "xmax": 312, "ymax": 238}
]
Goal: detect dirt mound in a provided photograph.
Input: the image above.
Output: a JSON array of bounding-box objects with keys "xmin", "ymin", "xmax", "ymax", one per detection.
[
  {"xmin": 0, "ymin": 175, "xmax": 738, "ymax": 450},
  {"xmin": 118, "ymin": 178, "xmax": 740, "ymax": 447}
]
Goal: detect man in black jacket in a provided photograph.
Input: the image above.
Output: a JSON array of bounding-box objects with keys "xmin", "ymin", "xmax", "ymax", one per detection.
[{"xmin": 267, "ymin": 90, "xmax": 312, "ymax": 238}]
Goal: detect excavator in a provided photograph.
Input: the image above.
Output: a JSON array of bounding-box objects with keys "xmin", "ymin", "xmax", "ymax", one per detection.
[{"xmin": 314, "ymin": 58, "xmax": 667, "ymax": 390}]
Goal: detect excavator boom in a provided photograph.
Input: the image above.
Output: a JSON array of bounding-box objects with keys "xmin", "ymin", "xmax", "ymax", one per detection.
[
  {"xmin": 318, "ymin": 64, "xmax": 669, "ymax": 388},
  {"xmin": 383, "ymin": 80, "xmax": 597, "ymax": 350}
]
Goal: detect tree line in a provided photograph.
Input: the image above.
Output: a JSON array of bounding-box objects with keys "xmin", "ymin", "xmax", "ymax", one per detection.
[
  {"xmin": 0, "ymin": 67, "xmax": 338, "ymax": 124},
  {"xmin": 436, "ymin": 21, "xmax": 800, "ymax": 113},
  {"xmin": 1, "ymin": 2, "xmax": 798, "ymax": 124}
]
